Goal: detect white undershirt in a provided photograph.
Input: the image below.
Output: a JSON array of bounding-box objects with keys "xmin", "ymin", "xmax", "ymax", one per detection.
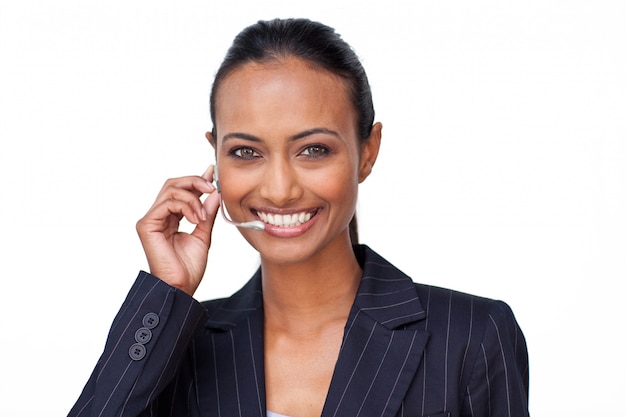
[{"xmin": 267, "ymin": 411, "xmax": 291, "ymax": 417}]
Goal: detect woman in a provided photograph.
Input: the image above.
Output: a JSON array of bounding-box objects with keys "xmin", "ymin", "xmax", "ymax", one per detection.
[{"xmin": 69, "ymin": 18, "xmax": 529, "ymax": 417}]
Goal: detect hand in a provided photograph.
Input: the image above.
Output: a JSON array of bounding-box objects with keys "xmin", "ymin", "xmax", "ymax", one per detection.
[{"xmin": 136, "ymin": 165, "xmax": 221, "ymax": 296}]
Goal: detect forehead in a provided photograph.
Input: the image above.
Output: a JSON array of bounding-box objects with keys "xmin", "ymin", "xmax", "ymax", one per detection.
[
  {"xmin": 217, "ymin": 57, "xmax": 351, "ymax": 100},
  {"xmin": 214, "ymin": 58, "xmax": 357, "ymax": 136}
]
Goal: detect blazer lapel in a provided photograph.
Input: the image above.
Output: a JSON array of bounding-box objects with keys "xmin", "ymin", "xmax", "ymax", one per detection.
[
  {"xmin": 321, "ymin": 246, "xmax": 430, "ymax": 417},
  {"xmin": 198, "ymin": 245, "xmax": 428, "ymax": 417},
  {"xmin": 199, "ymin": 271, "xmax": 267, "ymax": 417}
]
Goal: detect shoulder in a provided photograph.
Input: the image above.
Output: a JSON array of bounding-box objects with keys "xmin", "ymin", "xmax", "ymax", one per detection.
[
  {"xmin": 359, "ymin": 244, "xmax": 519, "ymax": 320},
  {"xmin": 413, "ymin": 281, "xmax": 524, "ymax": 347},
  {"xmin": 414, "ymin": 281, "xmax": 517, "ymax": 322},
  {"xmin": 358, "ymin": 244, "xmax": 524, "ymax": 339}
]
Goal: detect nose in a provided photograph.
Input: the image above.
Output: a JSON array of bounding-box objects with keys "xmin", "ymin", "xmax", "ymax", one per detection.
[{"xmin": 258, "ymin": 158, "xmax": 303, "ymax": 206}]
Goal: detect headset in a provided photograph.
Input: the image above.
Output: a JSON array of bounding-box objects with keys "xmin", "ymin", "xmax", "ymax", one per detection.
[{"xmin": 214, "ymin": 165, "xmax": 265, "ymax": 231}]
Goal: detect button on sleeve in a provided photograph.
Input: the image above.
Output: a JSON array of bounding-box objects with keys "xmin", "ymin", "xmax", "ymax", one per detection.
[
  {"xmin": 134, "ymin": 327, "xmax": 153, "ymax": 344},
  {"xmin": 142, "ymin": 312, "xmax": 160, "ymax": 329},
  {"xmin": 128, "ymin": 343, "xmax": 146, "ymax": 361}
]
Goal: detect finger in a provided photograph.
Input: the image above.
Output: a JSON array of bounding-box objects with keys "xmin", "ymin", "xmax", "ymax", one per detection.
[
  {"xmin": 142, "ymin": 197, "xmax": 204, "ymax": 230},
  {"xmin": 201, "ymin": 164, "xmax": 216, "ymax": 189},
  {"xmin": 203, "ymin": 188, "xmax": 221, "ymax": 218},
  {"xmin": 152, "ymin": 183, "xmax": 212, "ymax": 222},
  {"xmin": 191, "ymin": 191, "xmax": 220, "ymax": 245},
  {"xmin": 156, "ymin": 176, "xmax": 215, "ymax": 202}
]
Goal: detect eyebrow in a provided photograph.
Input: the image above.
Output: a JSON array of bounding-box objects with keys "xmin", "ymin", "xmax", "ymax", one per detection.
[
  {"xmin": 221, "ymin": 127, "xmax": 340, "ymax": 143},
  {"xmin": 222, "ymin": 132, "xmax": 262, "ymax": 143},
  {"xmin": 291, "ymin": 127, "xmax": 340, "ymax": 141}
]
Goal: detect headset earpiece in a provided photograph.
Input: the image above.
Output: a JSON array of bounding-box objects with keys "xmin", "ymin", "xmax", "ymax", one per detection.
[{"xmin": 214, "ymin": 164, "xmax": 222, "ymax": 193}]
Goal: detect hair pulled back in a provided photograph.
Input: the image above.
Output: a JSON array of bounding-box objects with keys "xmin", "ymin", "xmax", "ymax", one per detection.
[
  {"xmin": 210, "ymin": 18, "xmax": 374, "ymax": 244},
  {"xmin": 209, "ymin": 18, "xmax": 375, "ymax": 142}
]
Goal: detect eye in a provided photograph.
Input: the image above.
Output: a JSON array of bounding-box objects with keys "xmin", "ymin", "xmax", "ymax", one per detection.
[
  {"xmin": 231, "ymin": 147, "xmax": 259, "ymax": 160},
  {"xmin": 300, "ymin": 144, "xmax": 331, "ymax": 158}
]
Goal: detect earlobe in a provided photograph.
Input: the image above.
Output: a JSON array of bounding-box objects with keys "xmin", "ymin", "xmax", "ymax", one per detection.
[
  {"xmin": 358, "ymin": 122, "xmax": 382, "ymax": 183},
  {"xmin": 205, "ymin": 130, "xmax": 216, "ymax": 149}
]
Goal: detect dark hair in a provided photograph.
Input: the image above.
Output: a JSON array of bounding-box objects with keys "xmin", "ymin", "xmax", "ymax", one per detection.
[
  {"xmin": 210, "ymin": 18, "xmax": 375, "ymax": 243},
  {"xmin": 210, "ymin": 18, "xmax": 375, "ymax": 141}
]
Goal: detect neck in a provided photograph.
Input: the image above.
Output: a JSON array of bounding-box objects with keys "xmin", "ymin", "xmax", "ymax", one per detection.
[{"xmin": 261, "ymin": 238, "xmax": 361, "ymax": 334}]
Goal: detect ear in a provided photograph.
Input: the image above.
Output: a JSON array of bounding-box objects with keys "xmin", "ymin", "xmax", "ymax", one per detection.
[
  {"xmin": 205, "ymin": 130, "xmax": 217, "ymax": 150},
  {"xmin": 358, "ymin": 122, "xmax": 382, "ymax": 183}
]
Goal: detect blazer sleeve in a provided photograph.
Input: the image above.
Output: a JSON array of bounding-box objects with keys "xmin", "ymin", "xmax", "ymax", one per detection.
[
  {"xmin": 463, "ymin": 300, "xmax": 530, "ymax": 417},
  {"xmin": 68, "ymin": 271, "xmax": 208, "ymax": 417}
]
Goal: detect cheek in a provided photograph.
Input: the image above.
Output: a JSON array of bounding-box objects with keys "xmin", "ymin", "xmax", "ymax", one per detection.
[
  {"xmin": 312, "ymin": 159, "xmax": 360, "ymax": 207},
  {"xmin": 217, "ymin": 166, "xmax": 257, "ymax": 204}
]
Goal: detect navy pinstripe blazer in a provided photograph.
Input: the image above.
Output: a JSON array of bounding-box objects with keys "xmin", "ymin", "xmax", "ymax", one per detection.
[{"xmin": 69, "ymin": 245, "xmax": 529, "ymax": 417}]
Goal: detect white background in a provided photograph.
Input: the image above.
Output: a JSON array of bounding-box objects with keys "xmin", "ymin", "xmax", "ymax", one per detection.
[{"xmin": 1, "ymin": 1, "xmax": 624, "ymax": 416}]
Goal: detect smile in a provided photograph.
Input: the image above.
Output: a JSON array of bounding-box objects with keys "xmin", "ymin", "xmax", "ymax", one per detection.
[{"xmin": 256, "ymin": 210, "xmax": 317, "ymax": 227}]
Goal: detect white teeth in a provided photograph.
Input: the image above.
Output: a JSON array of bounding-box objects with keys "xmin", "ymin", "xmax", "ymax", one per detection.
[{"xmin": 257, "ymin": 211, "xmax": 313, "ymax": 227}]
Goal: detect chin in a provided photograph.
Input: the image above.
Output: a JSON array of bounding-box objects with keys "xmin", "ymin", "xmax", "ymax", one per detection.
[
  {"xmin": 250, "ymin": 230, "xmax": 350, "ymax": 268},
  {"xmin": 258, "ymin": 243, "xmax": 318, "ymax": 266}
]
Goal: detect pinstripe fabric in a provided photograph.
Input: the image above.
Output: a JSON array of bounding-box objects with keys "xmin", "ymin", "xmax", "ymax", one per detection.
[
  {"xmin": 69, "ymin": 245, "xmax": 529, "ymax": 417},
  {"xmin": 69, "ymin": 272, "xmax": 208, "ymax": 417}
]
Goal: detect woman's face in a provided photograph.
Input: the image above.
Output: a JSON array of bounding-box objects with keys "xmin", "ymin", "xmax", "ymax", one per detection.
[{"xmin": 211, "ymin": 57, "xmax": 381, "ymax": 266}]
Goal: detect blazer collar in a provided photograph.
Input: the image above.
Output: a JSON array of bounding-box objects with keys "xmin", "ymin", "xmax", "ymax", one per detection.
[
  {"xmin": 351, "ymin": 244, "xmax": 426, "ymax": 328},
  {"xmin": 205, "ymin": 244, "xmax": 426, "ymax": 331},
  {"xmin": 204, "ymin": 267, "xmax": 263, "ymax": 331}
]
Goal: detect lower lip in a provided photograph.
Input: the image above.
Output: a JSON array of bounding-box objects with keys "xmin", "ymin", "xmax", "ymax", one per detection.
[{"xmin": 261, "ymin": 212, "xmax": 319, "ymax": 238}]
